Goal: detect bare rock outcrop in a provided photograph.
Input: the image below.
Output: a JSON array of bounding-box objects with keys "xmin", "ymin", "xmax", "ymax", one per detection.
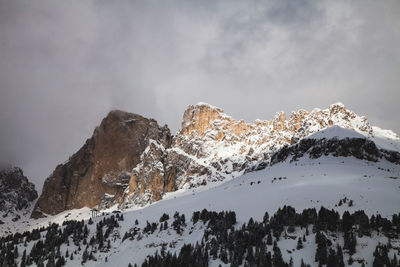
[
  {"xmin": 0, "ymin": 166, "xmax": 37, "ymax": 217},
  {"xmin": 32, "ymin": 110, "xmax": 171, "ymax": 218}
]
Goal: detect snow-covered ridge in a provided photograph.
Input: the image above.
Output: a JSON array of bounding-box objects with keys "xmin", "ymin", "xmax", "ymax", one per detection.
[
  {"xmin": 270, "ymin": 131, "xmax": 400, "ymax": 167},
  {"xmin": 305, "ymin": 125, "xmax": 366, "ymax": 140},
  {"xmin": 305, "ymin": 125, "xmax": 400, "ymax": 154},
  {"xmin": 123, "ymin": 102, "xmax": 400, "ymax": 209}
]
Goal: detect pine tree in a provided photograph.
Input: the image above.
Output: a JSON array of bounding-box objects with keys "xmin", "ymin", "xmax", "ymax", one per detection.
[
  {"xmin": 46, "ymin": 253, "xmax": 55, "ymax": 267},
  {"xmin": 267, "ymin": 231, "xmax": 273, "ymax": 245},
  {"xmin": 220, "ymin": 247, "xmax": 228, "ymax": 264},
  {"xmin": 348, "ymin": 256, "xmax": 354, "ymax": 265},
  {"xmin": 13, "ymin": 246, "xmax": 18, "ymax": 259},
  {"xmin": 373, "ymin": 244, "xmax": 390, "ymax": 267},
  {"xmin": 315, "ymin": 232, "xmax": 327, "ymax": 265},
  {"xmin": 327, "ymin": 248, "xmax": 338, "ymax": 267},
  {"xmin": 391, "ymin": 254, "xmax": 398, "ymax": 267},
  {"xmin": 263, "ymin": 212, "xmax": 269, "ymax": 224},
  {"xmin": 82, "ymin": 248, "xmax": 88, "ymax": 264},
  {"xmin": 272, "ymin": 243, "xmax": 285, "ymax": 267},
  {"xmin": 344, "ymin": 231, "xmax": 357, "ymax": 255},
  {"xmin": 336, "ymin": 244, "xmax": 345, "ymax": 267},
  {"xmin": 342, "ymin": 211, "xmax": 353, "ymax": 232},
  {"xmin": 297, "ymin": 237, "xmax": 304, "ymax": 249},
  {"xmin": 55, "ymin": 256, "xmax": 65, "ymax": 267},
  {"xmin": 159, "ymin": 213, "xmax": 170, "ymax": 222},
  {"xmin": 21, "ymin": 249, "xmax": 27, "ymax": 267}
]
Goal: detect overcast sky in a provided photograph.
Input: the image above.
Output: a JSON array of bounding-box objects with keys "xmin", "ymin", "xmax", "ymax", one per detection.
[{"xmin": 1, "ymin": 0, "xmax": 399, "ymax": 192}]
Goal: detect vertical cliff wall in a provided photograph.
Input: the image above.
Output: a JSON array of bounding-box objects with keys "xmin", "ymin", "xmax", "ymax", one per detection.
[{"xmin": 32, "ymin": 110, "xmax": 171, "ymax": 218}]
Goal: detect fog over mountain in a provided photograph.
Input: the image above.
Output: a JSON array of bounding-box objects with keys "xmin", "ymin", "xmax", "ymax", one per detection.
[{"xmin": 0, "ymin": 0, "xmax": 399, "ymax": 191}]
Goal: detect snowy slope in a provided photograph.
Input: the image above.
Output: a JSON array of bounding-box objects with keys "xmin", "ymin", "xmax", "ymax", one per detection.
[
  {"xmin": 73, "ymin": 127, "xmax": 400, "ymax": 266},
  {"xmin": 4, "ymin": 152, "xmax": 399, "ymax": 266},
  {"xmin": 2, "ymin": 127, "xmax": 399, "ymax": 267},
  {"xmin": 65, "ymin": 153, "xmax": 400, "ymax": 266},
  {"xmin": 305, "ymin": 126, "xmax": 366, "ymax": 140},
  {"xmin": 370, "ymin": 126, "xmax": 400, "ymax": 152},
  {"xmin": 4, "ymin": 127, "xmax": 400, "ymax": 235}
]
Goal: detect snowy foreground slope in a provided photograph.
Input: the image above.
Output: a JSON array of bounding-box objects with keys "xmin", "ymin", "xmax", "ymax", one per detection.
[
  {"xmin": 1, "ymin": 127, "xmax": 400, "ymax": 266},
  {"xmin": 98, "ymin": 155, "xmax": 399, "ymax": 266}
]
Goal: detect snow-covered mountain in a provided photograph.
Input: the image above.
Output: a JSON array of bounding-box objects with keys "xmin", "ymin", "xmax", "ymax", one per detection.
[
  {"xmin": 103, "ymin": 130, "xmax": 400, "ymax": 266},
  {"xmin": 268, "ymin": 126, "xmax": 400, "ymax": 167},
  {"xmin": 1, "ymin": 125, "xmax": 399, "ymax": 266},
  {"xmin": 32, "ymin": 103, "xmax": 400, "ymax": 218},
  {"xmin": 125, "ymin": 102, "xmax": 400, "ymax": 208},
  {"xmin": 0, "ymin": 166, "xmax": 38, "ymax": 223}
]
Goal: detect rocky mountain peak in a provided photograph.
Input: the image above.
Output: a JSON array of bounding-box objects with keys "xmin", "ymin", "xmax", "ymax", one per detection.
[
  {"xmin": 0, "ymin": 166, "xmax": 37, "ymax": 218},
  {"xmin": 32, "ymin": 102, "xmax": 399, "ymax": 215},
  {"xmin": 32, "ymin": 110, "xmax": 171, "ymax": 218},
  {"xmin": 163, "ymin": 102, "xmax": 390, "ymax": 195},
  {"xmin": 291, "ymin": 103, "xmax": 373, "ymax": 143},
  {"xmin": 179, "ymin": 102, "xmax": 230, "ymax": 137},
  {"xmin": 328, "ymin": 101, "xmax": 346, "ymax": 113},
  {"xmin": 288, "ymin": 109, "xmax": 309, "ymax": 133},
  {"xmin": 272, "ymin": 111, "xmax": 287, "ymax": 132}
]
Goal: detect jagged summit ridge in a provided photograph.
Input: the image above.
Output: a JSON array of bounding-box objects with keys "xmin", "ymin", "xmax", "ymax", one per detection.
[
  {"xmin": 123, "ymin": 102, "xmax": 399, "ymax": 208},
  {"xmin": 180, "ymin": 102, "xmax": 374, "ymax": 139}
]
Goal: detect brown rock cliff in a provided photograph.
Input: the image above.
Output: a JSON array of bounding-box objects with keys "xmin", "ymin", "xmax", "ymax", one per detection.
[{"xmin": 31, "ymin": 110, "xmax": 171, "ymax": 218}]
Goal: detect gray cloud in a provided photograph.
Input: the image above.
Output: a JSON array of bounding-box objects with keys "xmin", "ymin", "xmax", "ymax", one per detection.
[{"xmin": 1, "ymin": 0, "xmax": 399, "ymax": 191}]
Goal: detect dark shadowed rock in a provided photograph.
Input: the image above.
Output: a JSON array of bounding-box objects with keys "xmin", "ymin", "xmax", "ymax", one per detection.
[
  {"xmin": 0, "ymin": 166, "xmax": 37, "ymax": 215},
  {"xmin": 270, "ymin": 137, "xmax": 400, "ymax": 165}
]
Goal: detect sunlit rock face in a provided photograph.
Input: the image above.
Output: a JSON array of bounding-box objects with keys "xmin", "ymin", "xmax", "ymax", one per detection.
[{"xmin": 124, "ymin": 102, "xmax": 380, "ymax": 208}]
